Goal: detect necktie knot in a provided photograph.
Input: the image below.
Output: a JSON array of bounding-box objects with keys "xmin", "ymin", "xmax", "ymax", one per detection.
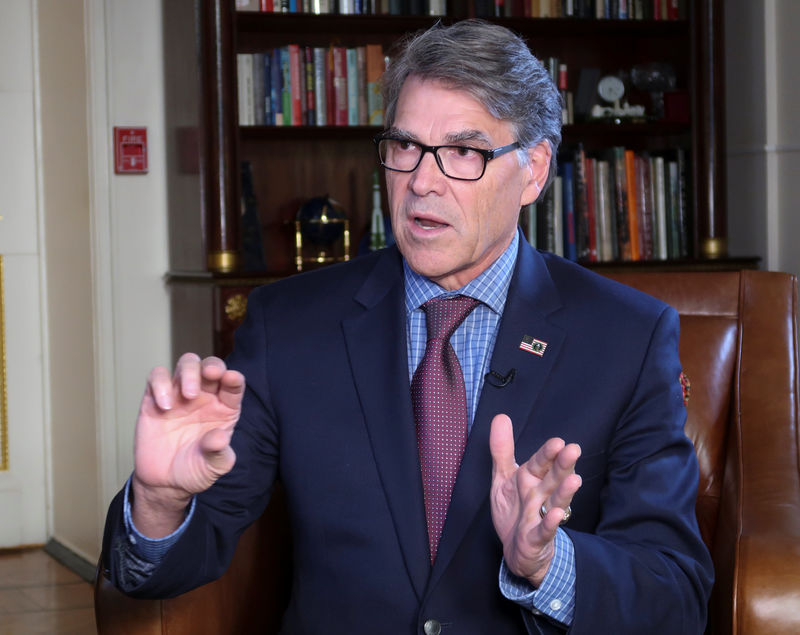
[{"xmin": 422, "ymin": 295, "xmax": 481, "ymax": 343}]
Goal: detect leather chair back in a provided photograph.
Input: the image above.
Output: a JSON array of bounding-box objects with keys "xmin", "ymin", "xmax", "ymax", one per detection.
[{"xmin": 95, "ymin": 270, "xmax": 800, "ymax": 634}]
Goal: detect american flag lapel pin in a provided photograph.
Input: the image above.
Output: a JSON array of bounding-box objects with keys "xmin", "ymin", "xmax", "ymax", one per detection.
[{"xmin": 519, "ymin": 335, "xmax": 548, "ymax": 357}]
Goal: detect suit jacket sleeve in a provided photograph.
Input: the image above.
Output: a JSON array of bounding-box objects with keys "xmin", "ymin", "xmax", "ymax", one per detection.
[
  {"xmin": 101, "ymin": 285, "xmax": 282, "ymax": 598},
  {"xmin": 534, "ymin": 305, "xmax": 712, "ymax": 634}
]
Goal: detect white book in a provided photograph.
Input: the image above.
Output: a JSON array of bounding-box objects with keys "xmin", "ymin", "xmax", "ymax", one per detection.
[
  {"xmin": 428, "ymin": 0, "xmax": 446, "ymax": 15},
  {"xmin": 653, "ymin": 156, "xmax": 668, "ymax": 260},
  {"xmin": 553, "ymin": 176, "xmax": 564, "ymax": 257},
  {"xmin": 237, "ymin": 54, "xmax": 255, "ymax": 126},
  {"xmin": 595, "ymin": 160, "xmax": 614, "ymax": 262}
]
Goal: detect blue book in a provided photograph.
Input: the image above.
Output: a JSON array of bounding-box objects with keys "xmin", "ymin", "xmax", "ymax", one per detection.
[
  {"xmin": 270, "ymin": 48, "xmax": 282, "ymax": 126},
  {"xmin": 561, "ymin": 162, "xmax": 577, "ymax": 261}
]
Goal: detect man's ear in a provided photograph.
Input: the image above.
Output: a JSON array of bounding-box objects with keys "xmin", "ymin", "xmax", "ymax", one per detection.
[{"xmin": 520, "ymin": 141, "xmax": 552, "ymax": 206}]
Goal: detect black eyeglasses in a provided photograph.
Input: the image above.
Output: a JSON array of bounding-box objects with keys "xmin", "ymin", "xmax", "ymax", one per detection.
[{"xmin": 373, "ymin": 135, "xmax": 521, "ymax": 181}]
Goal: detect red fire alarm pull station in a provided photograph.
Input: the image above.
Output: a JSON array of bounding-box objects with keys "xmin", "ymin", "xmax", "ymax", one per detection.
[{"xmin": 114, "ymin": 127, "xmax": 148, "ymax": 174}]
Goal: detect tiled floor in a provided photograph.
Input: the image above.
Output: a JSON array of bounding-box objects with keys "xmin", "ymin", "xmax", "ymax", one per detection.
[{"xmin": 0, "ymin": 548, "xmax": 95, "ymax": 634}]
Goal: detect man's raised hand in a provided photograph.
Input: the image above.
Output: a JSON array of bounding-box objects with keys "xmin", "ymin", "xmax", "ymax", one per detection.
[
  {"xmin": 131, "ymin": 353, "xmax": 245, "ymax": 537},
  {"xmin": 489, "ymin": 414, "xmax": 582, "ymax": 587}
]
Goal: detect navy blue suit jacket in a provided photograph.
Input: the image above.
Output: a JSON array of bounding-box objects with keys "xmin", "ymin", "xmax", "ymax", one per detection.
[{"xmin": 103, "ymin": 241, "xmax": 713, "ymax": 634}]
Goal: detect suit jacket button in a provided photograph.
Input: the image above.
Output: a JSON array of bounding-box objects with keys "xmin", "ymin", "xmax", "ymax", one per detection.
[{"xmin": 424, "ymin": 619, "xmax": 442, "ymax": 635}]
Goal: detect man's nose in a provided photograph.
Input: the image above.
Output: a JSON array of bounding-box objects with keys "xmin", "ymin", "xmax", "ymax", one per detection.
[{"xmin": 409, "ymin": 149, "xmax": 447, "ymax": 193}]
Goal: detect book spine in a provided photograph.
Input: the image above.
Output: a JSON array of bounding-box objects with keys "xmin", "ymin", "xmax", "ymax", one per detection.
[
  {"xmin": 573, "ymin": 145, "xmax": 590, "ymax": 261},
  {"xmin": 561, "ymin": 162, "xmax": 577, "ymax": 261},
  {"xmin": 270, "ymin": 48, "xmax": 282, "ymax": 125},
  {"xmin": 252, "ymin": 53, "xmax": 266, "ymax": 125},
  {"xmin": 236, "ymin": 54, "xmax": 255, "ymax": 126},
  {"xmin": 596, "ymin": 160, "xmax": 617, "ymax": 261},
  {"xmin": 585, "ymin": 156, "xmax": 598, "ymax": 262},
  {"xmin": 304, "ymin": 46, "xmax": 316, "ymax": 126},
  {"xmin": 263, "ymin": 53, "xmax": 272, "ymax": 125},
  {"xmin": 288, "ymin": 44, "xmax": 303, "ymax": 125},
  {"xmin": 537, "ymin": 188, "xmax": 555, "ymax": 252},
  {"xmin": 667, "ymin": 159, "xmax": 679, "ymax": 258},
  {"xmin": 553, "ymin": 175, "xmax": 564, "ymax": 257},
  {"xmin": 428, "ymin": 0, "xmax": 446, "ymax": 15},
  {"xmin": 280, "ymin": 47, "xmax": 292, "ymax": 126},
  {"xmin": 357, "ymin": 47, "xmax": 368, "ymax": 126},
  {"xmin": 332, "ymin": 46, "xmax": 348, "ymax": 126},
  {"xmin": 636, "ymin": 154, "xmax": 653, "ymax": 260},
  {"xmin": 676, "ymin": 148, "xmax": 690, "ymax": 257},
  {"xmin": 653, "ymin": 155, "xmax": 668, "ymax": 259},
  {"xmin": 346, "ymin": 48, "xmax": 359, "ymax": 125},
  {"xmin": 612, "ymin": 147, "xmax": 631, "ymax": 260},
  {"xmin": 365, "ymin": 44, "xmax": 384, "ymax": 125},
  {"xmin": 624, "ymin": 149, "xmax": 640, "ymax": 260},
  {"xmin": 313, "ymin": 47, "xmax": 328, "ymax": 126}
]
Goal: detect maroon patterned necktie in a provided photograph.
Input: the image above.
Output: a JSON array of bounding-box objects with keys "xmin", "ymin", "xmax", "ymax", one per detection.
[{"xmin": 412, "ymin": 295, "xmax": 480, "ymax": 564}]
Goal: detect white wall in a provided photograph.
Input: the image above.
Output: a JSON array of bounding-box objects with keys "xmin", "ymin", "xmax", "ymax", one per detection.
[
  {"xmin": 81, "ymin": 0, "xmax": 172, "ymax": 557},
  {"xmin": 726, "ymin": 0, "xmax": 800, "ymax": 278},
  {"xmin": 0, "ymin": 0, "xmax": 49, "ymax": 547},
  {"xmin": 29, "ymin": 0, "xmax": 171, "ymax": 561}
]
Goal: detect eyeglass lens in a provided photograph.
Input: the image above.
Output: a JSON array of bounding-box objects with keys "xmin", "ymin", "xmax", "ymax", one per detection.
[{"xmin": 377, "ymin": 139, "xmax": 486, "ymax": 180}]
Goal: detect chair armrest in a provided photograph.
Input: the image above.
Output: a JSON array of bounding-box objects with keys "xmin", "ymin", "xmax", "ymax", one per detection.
[
  {"xmin": 93, "ymin": 560, "xmax": 162, "ymax": 635},
  {"xmin": 713, "ymin": 271, "xmax": 800, "ymax": 635},
  {"xmin": 94, "ymin": 484, "xmax": 292, "ymax": 634}
]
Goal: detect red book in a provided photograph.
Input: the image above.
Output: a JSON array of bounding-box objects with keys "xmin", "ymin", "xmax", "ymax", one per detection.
[
  {"xmin": 668, "ymin": 0, "xmax": 679, "ymax": 20},
  {"xmin": 288, "ymin": 44, "xmax": 303, "ymax": 126},
  {"xmin": 332, "ymin": 46, "xmax": 348, "ymax": 126},
  {"xmin": 326, "ymin": 47, "xmax": 335, "ymax": 126},
  {"xmin": 259, "ymin": 0, "xmax": 273, "ymax": 10}
]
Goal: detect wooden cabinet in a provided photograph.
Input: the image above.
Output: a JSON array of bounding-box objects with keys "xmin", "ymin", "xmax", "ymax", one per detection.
[{"xmin": 168, "ymin": 0, "xmax": 754, "ymax": 358}]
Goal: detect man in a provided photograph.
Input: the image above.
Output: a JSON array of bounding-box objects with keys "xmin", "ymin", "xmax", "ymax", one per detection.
[{"xmin": 102, "ymin": 19, "xmax": 713, "ymax": 634}]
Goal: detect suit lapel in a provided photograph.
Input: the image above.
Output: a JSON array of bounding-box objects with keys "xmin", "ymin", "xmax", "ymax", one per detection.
[
  {"xmin": 429, "ymin": 242, "xmax": 567, "ymax": 588},
  {"xmin": 341, "ymin": 248, "xmax": 430, "ymax": 600}
]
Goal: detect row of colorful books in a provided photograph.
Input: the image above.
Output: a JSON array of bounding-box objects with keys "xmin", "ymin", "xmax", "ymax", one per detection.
[
  {"xmin": 523, "ymin": 145, "xmax": 690, "ymax": 262},
  {"xmin": 236, "ymin": 46, "xmax": 387, "ymax": 127},
  {"xmin": 236, "ymin": 0, "xmax": 445, "ymax": 14},
  {"xmin": 236, "ymin": 0, "xmax": 686, "ymax": 20}
]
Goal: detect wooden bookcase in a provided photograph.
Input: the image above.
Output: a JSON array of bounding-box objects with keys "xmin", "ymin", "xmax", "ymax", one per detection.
[{"xmin": 167, "ymin": 0, "xmax": 753, "ymax": 358}]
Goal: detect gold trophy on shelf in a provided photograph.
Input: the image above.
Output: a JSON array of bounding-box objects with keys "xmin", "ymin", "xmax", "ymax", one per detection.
[{"xmin": 294, "ymin": 195, "xmax": 350, "ymax": 272}]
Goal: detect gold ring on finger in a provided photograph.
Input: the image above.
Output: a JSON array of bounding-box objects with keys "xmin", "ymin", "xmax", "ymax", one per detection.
[{"xmin": 540, "ymin": 503, "xmax": 572, "ymax": 525}]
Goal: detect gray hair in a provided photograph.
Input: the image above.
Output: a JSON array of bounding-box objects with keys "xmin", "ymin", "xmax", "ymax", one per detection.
[{"xmin": 381, "ymin": 19, "xmax": 562, "ymax": 190}]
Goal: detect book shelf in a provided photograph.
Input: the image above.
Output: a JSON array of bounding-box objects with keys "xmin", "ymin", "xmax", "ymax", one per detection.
[{"xmin": 168, "ymin": 0, "xmax": 755, "ymax": 358}]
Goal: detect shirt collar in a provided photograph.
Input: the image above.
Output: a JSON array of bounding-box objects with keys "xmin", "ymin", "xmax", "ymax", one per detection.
[{"xmin": 404, "ymin": 231, "xmax": 519, "ymax": 315}]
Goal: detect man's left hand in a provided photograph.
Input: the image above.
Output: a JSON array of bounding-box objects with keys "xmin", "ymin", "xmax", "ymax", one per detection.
[{"xmin": 489, "ymin": 414, "xmax": 582, "ymax": 587}]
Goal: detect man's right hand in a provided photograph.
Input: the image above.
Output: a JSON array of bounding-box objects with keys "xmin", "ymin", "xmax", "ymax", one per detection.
[{"xmin": 130, "ymin": 353, "xmax": 245, "ymax": 538}]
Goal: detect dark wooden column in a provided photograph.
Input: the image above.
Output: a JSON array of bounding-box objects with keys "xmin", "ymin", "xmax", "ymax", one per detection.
[
  {"xmin": 692, "ymin": 0, "xmax": 727, "ymax": 258},
  {"xmin": 199, "ymin": 0, "xmax": 240, "ymax": 272}
]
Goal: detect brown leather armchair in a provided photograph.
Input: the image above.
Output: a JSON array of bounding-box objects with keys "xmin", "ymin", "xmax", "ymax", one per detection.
[{"xmin": 94, "ymin": 270, "xmax": 800, "ymax": 634}]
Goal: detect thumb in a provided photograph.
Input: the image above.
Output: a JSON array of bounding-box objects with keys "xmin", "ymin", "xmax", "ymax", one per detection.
[
  {"xmin": 199, "ymin": 427, "xmax": 236, "ymax": 477},
  {"xmin": 489, "ymin": 414, "xmax": 517, "ymax": 481}
]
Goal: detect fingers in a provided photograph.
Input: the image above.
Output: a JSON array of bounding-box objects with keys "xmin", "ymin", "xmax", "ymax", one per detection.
[
  {"xmin": 146, "ymin": 353, "xmax": 244, "ymax": 412},
  {"xmin": 489, "ymin": 414, "xmax": 517, "ymax": 482}
]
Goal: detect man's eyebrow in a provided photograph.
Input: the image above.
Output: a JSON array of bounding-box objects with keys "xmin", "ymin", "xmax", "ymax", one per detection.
[
  {"xmin": 443, "ymin": 130, "xmax": 492, "ymax": 147},
  {"xmin": 382, "ymin": 127, "xmax": 414, "ymax": 141},
  {"xmin": 382, "ymin": 127, "xmax": 493, "ymax": 147}
]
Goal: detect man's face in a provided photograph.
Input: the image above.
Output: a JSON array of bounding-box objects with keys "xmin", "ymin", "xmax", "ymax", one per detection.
[{"xmin": 385, "ymin": 76, "xmax": 547, "ymax": 290}]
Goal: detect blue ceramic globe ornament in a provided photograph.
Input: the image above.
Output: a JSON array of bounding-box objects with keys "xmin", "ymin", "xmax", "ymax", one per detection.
[{"xmin": 296, "ymin": 196, "xmax": 347, "ymax": 246}]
